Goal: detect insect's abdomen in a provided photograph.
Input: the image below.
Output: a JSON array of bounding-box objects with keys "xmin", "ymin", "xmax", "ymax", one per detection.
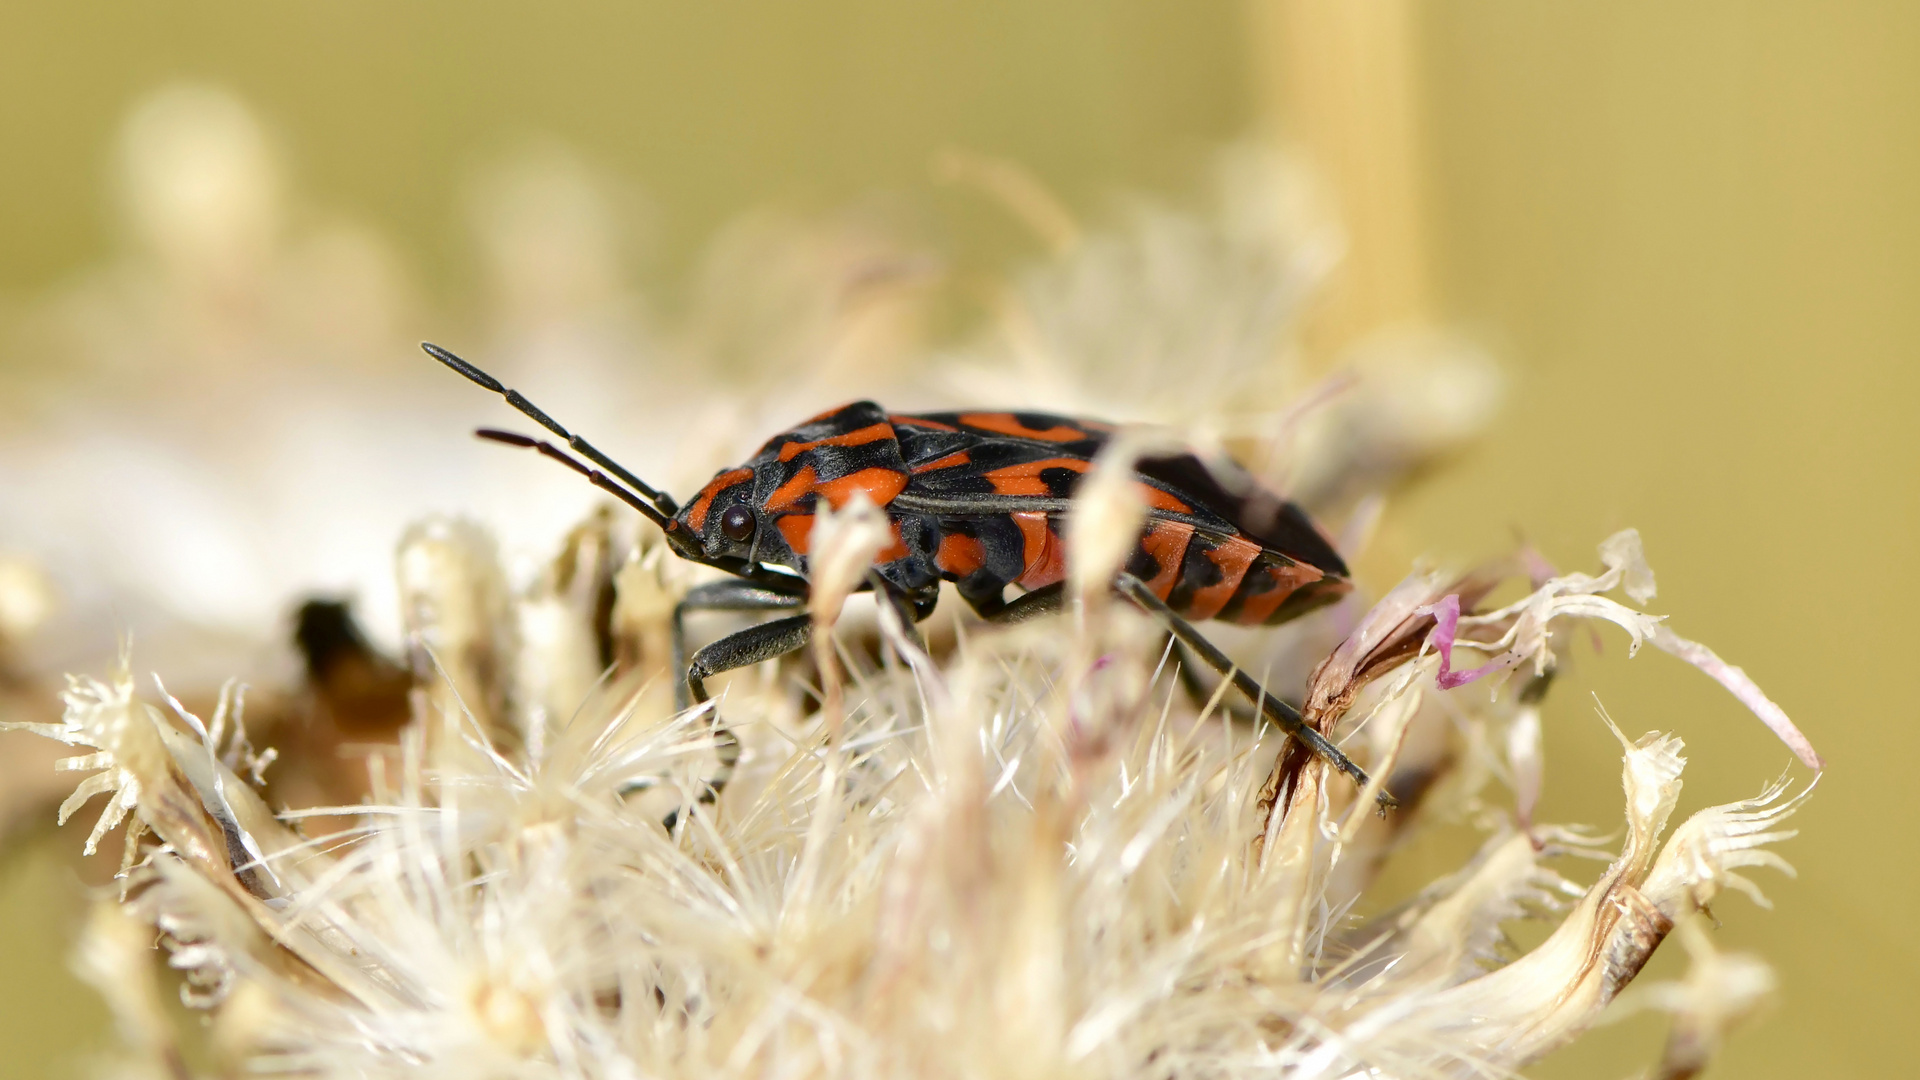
[
  {"xmin": 1127, "ymin": 520, "xmax": 1349, "ymax": 625},
  {"xmin": 927, "ymin": 511, "xmax": 1348, "ymax": 626}
]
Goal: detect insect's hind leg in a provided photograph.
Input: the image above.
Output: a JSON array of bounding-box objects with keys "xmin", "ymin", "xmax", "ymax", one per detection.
[
  {"xmin": 978, "ymin": 585, "xmax": 1260, "ymax": 729},
  {"xmin": 1113, "ymin": 572, "xmax": 1393, "ymax": 810},
  {"xmin": 967, "ymin": 576, "xmax": 1388, "ymax": 806},
  {"xmin": 1167, "ymin": 636, "xmax": 1259, "ymax": 725}
]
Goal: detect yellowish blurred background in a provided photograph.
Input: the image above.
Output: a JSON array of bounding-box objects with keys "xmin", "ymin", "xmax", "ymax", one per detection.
[{"xmin": 1, "ymin": 2, "xmax": 1913, "ymax": 1077}]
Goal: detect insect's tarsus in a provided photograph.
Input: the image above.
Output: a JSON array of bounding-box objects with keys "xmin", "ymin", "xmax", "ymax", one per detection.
[{"xmin": 423, "ymin": 342, "xmax": 680, "ymax": 514}]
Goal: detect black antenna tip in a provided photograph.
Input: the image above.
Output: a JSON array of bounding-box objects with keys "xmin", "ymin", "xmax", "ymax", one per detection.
[
  {"xmin": 422, "ymin": 342, "xmax": 506, "ymax": 394},
  {"xmin": 475, "ymin": 427, "xmax": 538, "ymax": 447}
]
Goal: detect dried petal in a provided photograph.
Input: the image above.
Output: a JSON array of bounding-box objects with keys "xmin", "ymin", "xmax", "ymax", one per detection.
[
  {"xmin": 806, "ymin": 490, "xmax": 891, "ymax": 626},
  {"xmin": 1066, "ymin": 434, "xmax": 1150, "ymax": 603},
  {"xmin": 1649, "ymin": 626, "xmax": 1824, "ymax": 770}
]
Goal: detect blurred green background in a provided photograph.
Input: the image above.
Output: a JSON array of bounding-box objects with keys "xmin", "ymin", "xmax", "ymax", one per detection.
[{"xmin": 1, "ymin": 2, "xmax": 1913, "ymax": 1077}]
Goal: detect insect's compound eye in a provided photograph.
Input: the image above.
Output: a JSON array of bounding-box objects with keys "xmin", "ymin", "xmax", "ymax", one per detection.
[{"xmin": 719, "ymin": 503, "xmax": 757, "ymax": 543}]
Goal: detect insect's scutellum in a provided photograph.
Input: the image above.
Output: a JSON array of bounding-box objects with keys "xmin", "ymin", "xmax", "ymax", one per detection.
[{"xmin": 425, "ymin": 342, "xmax": 1389, "ymax": 806}]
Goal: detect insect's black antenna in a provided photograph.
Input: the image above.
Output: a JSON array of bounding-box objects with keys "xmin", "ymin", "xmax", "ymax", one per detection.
[
  {"xmin": 423, "ymin": 342, "xmax": 680, "ymax": 515},
  {"xmin": 474, "ymin": 428, "xmax": 678, "ymax": 534}
]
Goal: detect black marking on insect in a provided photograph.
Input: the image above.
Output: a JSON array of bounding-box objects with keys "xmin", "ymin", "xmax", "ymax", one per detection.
[{"xmin": 424, "ymin": 343, "xmax": 1391, "ymax": 809}]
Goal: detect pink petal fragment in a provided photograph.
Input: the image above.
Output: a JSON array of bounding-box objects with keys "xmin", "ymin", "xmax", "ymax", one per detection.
[
  {"xmin": 1650, "ymin": 626, "xmax": 1825, "ymax": 770},
  {"xmin": 1419, "ymin": 594, "xmax": 1523, "ymax": 690},
  {"xmin": 1518, "ymin": 544, "xmax": 1559, "ymax": 590}
]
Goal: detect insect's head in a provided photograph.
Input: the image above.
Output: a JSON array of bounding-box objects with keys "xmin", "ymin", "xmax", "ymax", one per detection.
[
  {"xmin": 672, "ymin": 465, "xmax": 783, "ymax": 568},
  {"xmin": 668, "ymin": 400, "xmax": 909, "ymax": 576}
]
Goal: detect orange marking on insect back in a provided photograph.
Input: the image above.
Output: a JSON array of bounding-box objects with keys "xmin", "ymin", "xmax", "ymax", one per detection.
[
  {"xmin": 684, "ymin": 468, "xmax": 755, "ymax": 531},
  {"xmin": 959, "ymin": 413, "xmax": 1091, "ymax": 443},
  {"xmin": 878, "ymin": 521, "xmax": 911, "ymax": 563},
  {"xmin": 1232, "ymin": 562, "xmax": 1327, "ymax": 625},
  {"xmin": 935, "ymin": 531, "xmax": 986, "ymax": 577},
  {"xmin": 983, "ymin": 457, "xmax": 1090, "ymax": 496},
  {"xmin": 892, "ymin": 414, "xmax": 959, "ymax": 432},
  {"xmin": 1184, "ymin": 536, "xmax": 1261, "ymax": 621},
  {"xmin": 1011, "ymin": 511, "xmax": 1066, "ymax": 589},
  {"xmin": 1134, "ymin": 482, "xmax": 1191, "ymax": 515},
  {"xmin": 777, "ymin": 422, "xmax": 896, "ymax": 462},
  {"xmin": 765, "ymin": 465, "xmax": 818, "ymax": 513},
  {"xmin": 814, "ymin": 467, "xmax": 909, "ymax": 510},
  {"xmin": 776, "ymin": 513, "xmax": 815, "ymax": 554},
  {"xmin": 911, "ymin": 450, "xmax": 972, "ymax": 473},
  {"xmin": 1136, "ymin": 521, "xmax": 1194, "ymax": 599}
]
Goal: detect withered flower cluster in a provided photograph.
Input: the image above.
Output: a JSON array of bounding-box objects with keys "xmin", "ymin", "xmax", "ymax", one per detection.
[
  {"xmin": 0, "ymin": 89, "xmax": 1819, "ymax": 1080},
  {"xmin": 11, "ymin": 505, "xmax": 1816, "ymax": 1079}
]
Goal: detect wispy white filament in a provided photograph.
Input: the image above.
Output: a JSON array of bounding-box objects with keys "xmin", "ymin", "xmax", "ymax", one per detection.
[{"xmin": 12, "ymin": 524, "xmax": 1816, "ymax": 1080}]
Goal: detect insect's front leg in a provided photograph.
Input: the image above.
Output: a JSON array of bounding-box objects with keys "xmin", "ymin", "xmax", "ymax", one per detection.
[
  {"xmin": 673, "ymin": 579, "xmax": 809, "ymax": 710},
  {"xmin": 673, "ymin": 615, "xmax": 813, "ymax": 806},
  {"xmin": 684, "ymin": 615, "xmax": 814, "ymax": 706},
  {"xmin": 671, "ymin": 578, "xmax": 810, "ymax": 807},
  {"xmin": 1113, "ymin": 572, "xmax": 1394, "ymax": 810},
  {"xmin": 682, "ymin": 613, "xmax": 813, "ymax": 800}
]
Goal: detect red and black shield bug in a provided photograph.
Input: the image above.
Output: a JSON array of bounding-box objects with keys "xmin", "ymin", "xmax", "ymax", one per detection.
[{"xmin": 424, "ymin": 343, "xmax": 1390, "ymax": 807}]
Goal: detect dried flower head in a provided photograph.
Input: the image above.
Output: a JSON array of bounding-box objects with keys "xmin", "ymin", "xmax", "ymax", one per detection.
[
  {"xmin": 10, "ymin": 514, "xmax": 1818, "ymax": 1079},
  {"xmin": 1, "ymin": 128, "xmax": 1820, "ymax": 1080}
]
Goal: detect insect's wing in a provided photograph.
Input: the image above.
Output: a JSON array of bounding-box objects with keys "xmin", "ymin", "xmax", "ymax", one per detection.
[
  {"xmin": 898, "ymin": 441, "xmax": 1095, "ymax": 502},
  {"xmin": 891, "ymin": 411, "xmax": 1102, "ymax": 477},
  {"xmin": 1132, "ymin": 452, "xmax": 1348, "ymax": 578},
  {"xmin": 896, "ymin": 411, "xmax": 1343, "ymax": 576},
  {"xmin": 898, "ymin": 411, "xmax": 1111, "ymax": 452}
]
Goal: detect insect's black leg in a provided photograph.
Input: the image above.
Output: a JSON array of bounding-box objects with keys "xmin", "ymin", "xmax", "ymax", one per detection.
[
  {"xmin": 673, "ymin": 615, "xmax": 814, "ymax": 807},
  {"xmin": 673, "ymin": 580, "xmax": 810, "ymax": 711},
  {"xmin": 976, "ymin": 581, "xmax": 1067, "ymax": 624},
  {"xmin": 665, "ymin": 579, "xmax": 809, "ymax": 810},
  {"xmin": 870, "ymin": 575, "xmax": 940, "ymax": 652},
  {"xmin": 1167, "ymin": 635, "xmax": 1258, "ymax": 725},
  {"xmin": 1113, "ymin": 572, "xmax": 1393, "ymax": 810},
  {"xmin": 685, "ymin": 615, "xmax": 815, "ymax": 707}
]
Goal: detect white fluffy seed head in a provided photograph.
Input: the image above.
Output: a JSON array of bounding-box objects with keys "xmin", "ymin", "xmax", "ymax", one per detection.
[
  {"xmin": 1066, "ymin": 435, "xmax": 1148, "ymax": 604},
  {"xmin": 16, "ymin": 516, "xmax": 1818, "ymax": 1080},
  {"xmin": 3, "ymin": 134, "xmax": 1819, "ymax": 1079},
  {"xmin": 807, "ymin": 491, "xmax": 892, "ymax": 626}
]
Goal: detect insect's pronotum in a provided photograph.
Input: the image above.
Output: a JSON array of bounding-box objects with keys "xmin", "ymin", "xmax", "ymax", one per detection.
[{"xmin": 424, "ymin": 343, "xmax": 1390, "ymax": 807}]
